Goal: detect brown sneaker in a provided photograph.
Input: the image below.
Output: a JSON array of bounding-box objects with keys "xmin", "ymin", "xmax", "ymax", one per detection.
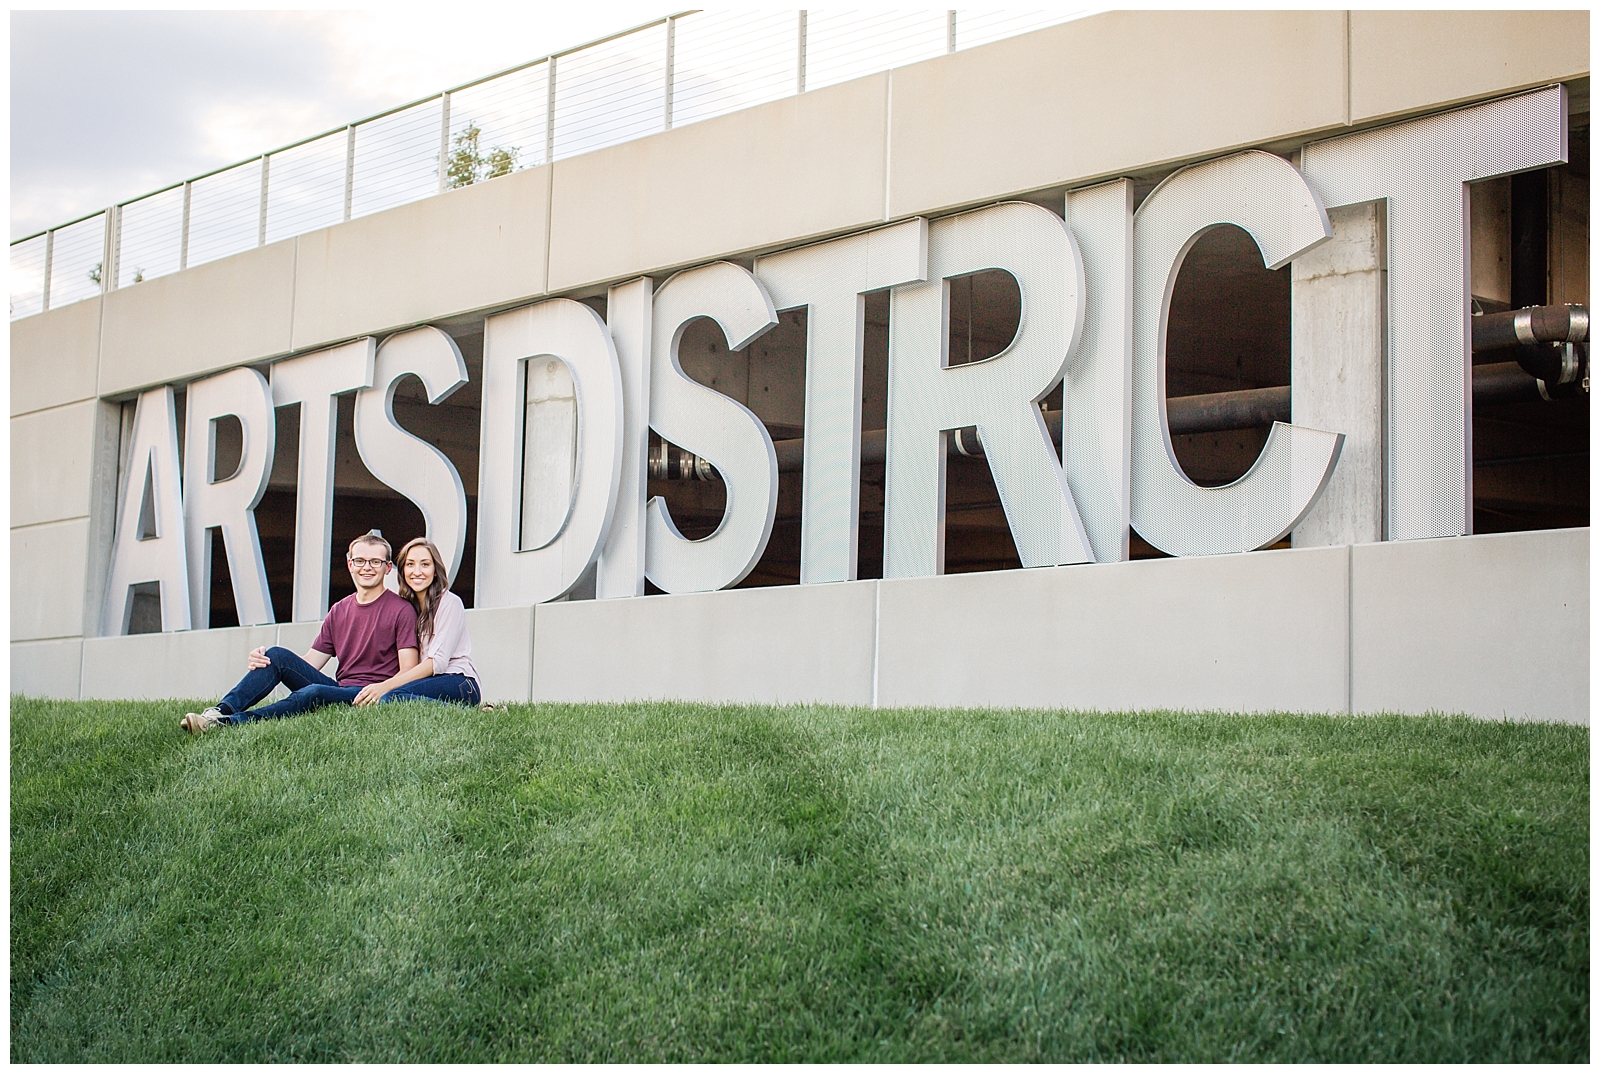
[{"xmin": 180, "ymin": 707, "xmax": 224, "ymax": 734}]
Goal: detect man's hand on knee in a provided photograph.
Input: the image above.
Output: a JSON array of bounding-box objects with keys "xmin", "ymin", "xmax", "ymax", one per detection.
[{"xmin": 246, "ymin": 646, "xmax": 271, "ymax": 670}]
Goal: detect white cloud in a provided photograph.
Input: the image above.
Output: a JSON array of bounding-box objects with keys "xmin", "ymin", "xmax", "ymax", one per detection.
[
  {"xmin": 311, "ymin": 6, "xmax": 670, "ymax": 106},
  {"xmin": 11, "ymin": 6, "xmax": 1094, "ymax": 239},
  {"xmin": 10, "ymin": 5, "xmax": 671, "ymax": 238}
]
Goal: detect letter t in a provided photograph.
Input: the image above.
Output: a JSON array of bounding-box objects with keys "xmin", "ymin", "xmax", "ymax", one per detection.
[{"xmin": 269, "ymin": 337, "xmax": 375, "ymax": 621}]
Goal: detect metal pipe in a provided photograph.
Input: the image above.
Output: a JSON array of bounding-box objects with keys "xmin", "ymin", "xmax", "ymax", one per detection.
[
  {"xmin": 40, "ymin": 229, "xmax": 53, "ymax": 311},
  {"xmin": 1472, "ymin": 303, "xmax": 1589, "ymax": 352},
  {"xmin": 1165, "ymin": 385, "xmax": 1290, "ymax": 435},
  {"xmin": 545, "ymin": 55, "xmax": 558, "ymax": 165},
  {"xmin": 796, "ymin": 11, "xmax": 808, "ymax": 95},
  {"xmin": 663, "ymin": 16, "xmax": 677, "ymax": 131},
  {"xmin": 179, "ymin": 181, "xmax": 191, "ymax": 270},
  {"xmin": 342, "ymin": 126, "xmax": 355, "ymax": 223},
  {"xmin": 257, "ymin": 154, "xmax": 270, "ymax": 247},
  {"xmin": 101, "ymin": 206, "xmax": 119, "ymax": 294},
  {"xmin": 438, "ymin": 92, "xmax": 452, "ymax": 194},
  {"xmin": 774, "ymin": 387, "xmax": 1296, "ymax": 476},
  {"xmin": 662, "ymin": 358, "xmax": 1582, "ymax": 480},
  {"xmin": 649, "ymin": 438, "xmax": 718, "ymax": 481},
  {"xmin": 1472, "ymin": 361, "xmax": 1546, "ymax": 405}
]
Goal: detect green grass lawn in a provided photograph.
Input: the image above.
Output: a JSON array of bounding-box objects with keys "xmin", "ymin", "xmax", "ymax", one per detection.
[{"xmin": 10, "ymin": 696, "xmax": 1588, "ymax": 1062}]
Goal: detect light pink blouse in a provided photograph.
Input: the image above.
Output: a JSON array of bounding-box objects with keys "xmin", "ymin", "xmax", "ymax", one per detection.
[{"xmin": 421, "ymin": 590, "xmax": 479, "ymax": 685}]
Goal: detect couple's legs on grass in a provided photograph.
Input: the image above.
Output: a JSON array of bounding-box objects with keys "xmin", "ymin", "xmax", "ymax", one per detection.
[
  {"xmin": 381, "ymin": 674, "xmax": 481, "ymax": 707},
  {"xmin": 217, "ymin": 647, "xmax": 358, "ymax": 724},
  {"xmin": 214, "ymin": 649, "xmax": 481, "ymax": 725}
]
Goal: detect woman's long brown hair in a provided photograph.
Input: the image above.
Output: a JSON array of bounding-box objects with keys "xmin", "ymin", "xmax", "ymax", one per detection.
[{"xmin": 396, "ymin": 537, "xmax": 450, "ymax": 643}]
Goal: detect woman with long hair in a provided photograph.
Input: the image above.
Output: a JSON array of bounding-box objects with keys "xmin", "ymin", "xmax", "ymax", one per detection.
[{"xmin": 352, "ymin": 536, "xmax": 482, "ymax": 708}]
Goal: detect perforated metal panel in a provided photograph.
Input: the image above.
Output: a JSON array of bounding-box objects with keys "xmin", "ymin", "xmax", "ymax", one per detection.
[
  {"xmin": 184, "ymin": 366, "xmax": 277, "ymax": 627},
  {"xmin": 270, "ymin": 338, "xmax": 376, "ymax": 622},
  {"xmin": 884, "ymin": 201, "xmax": 1092, "ymax": 578},
  {"xmin": 354, "ymin": 327, "xmax": 470, "ymax": 583},
  {"xmin": 478, "ymin": 299, "xmax": 624, "ymax": 607},
  {"xmin": 1063, "ymin": 180, "xmax": 1135, "ymax": 564},
  {"xmin": 1129, "ymin": 151, "xmax": 1344, "ymax": 556},
  {"xmin": 645, "ymin": 262, "xmax": 780, "ymax": 594},
  {"xmin": 596, "ymin": 278, "xmax": 654, "ymax": 600},
  {"xmin": 756, "ymin": 219, "xmax": 927, "ymax": 584},
  {"xmin": 1301, "ymin": 85, "xmax": 1568, "ymax": 541},
  {"xmin": 102, "ymin": 386, "xmax": 191, "ymax": 635}
]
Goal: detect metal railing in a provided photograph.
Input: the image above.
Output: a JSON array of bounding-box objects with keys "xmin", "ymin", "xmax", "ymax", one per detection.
[{"xmin": 10, "ymin": 9, "xmax": 1086, "ymax": 320}]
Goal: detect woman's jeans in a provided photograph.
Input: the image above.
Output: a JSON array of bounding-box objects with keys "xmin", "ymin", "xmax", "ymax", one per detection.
[
  {"xmin": 380, "ymin": 674, "xmax": 481, "ymax": 706},
  {"xmin": 217, "ymin": 647, "xmax": 480, "ymax": 724}
]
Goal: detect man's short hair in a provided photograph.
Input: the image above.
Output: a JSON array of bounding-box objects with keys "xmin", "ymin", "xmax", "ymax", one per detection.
[{"xmin": 348, "ymin": 533, "xmax": 392, "ymax": 562}]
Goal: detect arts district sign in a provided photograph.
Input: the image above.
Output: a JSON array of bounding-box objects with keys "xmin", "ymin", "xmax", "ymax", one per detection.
[{"xmin": 103, "ymin": 87, "xmax": 1567, "ymax": 634}]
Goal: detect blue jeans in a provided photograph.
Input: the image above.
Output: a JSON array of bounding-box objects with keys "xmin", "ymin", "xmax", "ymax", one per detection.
[
  {"xmin": 380, "ymin": 674, "xmax": 481, "ymax": 707},
  {"xmin": 217, "ymin": 646, "xmax": 358, "ymax": 724}
]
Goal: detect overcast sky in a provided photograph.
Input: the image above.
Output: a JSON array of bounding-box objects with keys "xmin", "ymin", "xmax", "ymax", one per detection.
[{"xmin": 10, "ymin": 6, "xmax": 670, "ymax": 239}]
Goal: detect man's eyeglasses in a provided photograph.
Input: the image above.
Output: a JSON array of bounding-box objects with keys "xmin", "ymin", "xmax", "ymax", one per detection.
[{"xmin": 348, "ymin": 557, "xmax": 390, "ymax": 569}]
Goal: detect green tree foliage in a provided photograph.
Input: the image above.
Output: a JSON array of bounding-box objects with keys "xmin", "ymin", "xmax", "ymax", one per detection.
[
  {"xmin": 445, "ymin": 123, "xmax": 520, "ymax": 189},
  {"xmin": 88, "ymin": 263, "xmax": 143, "ymax": 285}
]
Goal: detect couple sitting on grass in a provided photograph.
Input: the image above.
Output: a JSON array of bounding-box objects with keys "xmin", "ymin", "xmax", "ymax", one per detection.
[{"xmin": 180, "ymin": 532, "xmax": 480, "ymax": 734}]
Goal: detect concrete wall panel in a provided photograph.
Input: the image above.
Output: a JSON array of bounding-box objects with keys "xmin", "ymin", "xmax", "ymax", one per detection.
[
  {"xmin": 80, "ymin": 624, "xmax": 278, "ymax": 701},
  {"xmin": 532, "ymin": 581, "xmax": 879, "ymax": 705},
  {"xmin": 42, "ymin": 531, "xmax": 1588, "ymax": 721},
  {"xmin": 11, "ymin": 638, "xmax": 84, "ymax": 699},
  {"xmin": 11, "ymin": 401, "xmax": 98, "ymax": 527},
  {"xmin": 12, "ymin": 519, "xmax": 90, "ymax": 641},
  {"xmin": 98, "ymin": 240, "xmax": 296, "ymax": 396},
  {"xmin": 1351, "ymin": 528, "xmax": 1589, "ymax": 723},
  {"xmin": 291, "ymin": 167, "xmax": 550, "ymax": 351},
  {"xmin": 463, "ymin": 606, "xmax": 534, "ymax": 704},
  {"xmin": 1350, "ymin": 11, "xmax": 1590, "ymax": 125},
  {"xmin": 547, "ymin": 75, "xmax": 890, "ymax": 293},
  {"xmin": 74, "ymin": 608, "xmax": 527, "ymax": 704},
  {"xmin": 10, "ymin": 298, "xmax": 100, "ymax": 417},
  {"xmin": 274, "ymin": 621, "xmax": 321, "ymax": 650},
  {"xmin": 887, "ymin": 11, "xmax": 1347, "ymax": 219},
  {"xmin": 876, "ymin": 547, "xmax": 1351, "ymax": 713}
]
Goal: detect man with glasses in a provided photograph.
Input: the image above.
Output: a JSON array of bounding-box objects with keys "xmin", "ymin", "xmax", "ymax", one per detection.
[{"xmin": 180, "ymin": 532, "xmax": 420, "ymax": 733}]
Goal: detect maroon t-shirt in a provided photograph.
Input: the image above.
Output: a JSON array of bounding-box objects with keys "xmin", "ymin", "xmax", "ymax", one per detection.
[{"xmin": 311, "ymin": 589, "xmax": 420, "ymax": 687}]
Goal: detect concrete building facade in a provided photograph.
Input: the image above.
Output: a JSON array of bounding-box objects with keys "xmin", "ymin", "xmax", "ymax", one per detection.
[{"xmin": 11, "ymin": 11, "xmax": 1591, "ymax": 722}]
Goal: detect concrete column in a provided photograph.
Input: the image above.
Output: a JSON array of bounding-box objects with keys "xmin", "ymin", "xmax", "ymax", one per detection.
[{"xmin": 1291, "ymin": 201, "xmax": 1386, "ymax": 547}]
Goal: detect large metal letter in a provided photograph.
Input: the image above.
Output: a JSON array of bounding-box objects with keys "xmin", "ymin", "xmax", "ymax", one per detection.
[
  {"xmin": 270, "ymin": 337, "xmax": 375, "ymax": 621},
  {"xmin": 1300, "ymin": 85, "xmax": 1567, "ymax": 541},
  {"xmin": 354, "ymin": 326, "xmax": 469, "ymax": 581},
  {"xmin": 645, "ymin": 262, "xmax": 780, "ymax": 593},
  {"xmin": 102, "ymin": 386, "xmax": 191, "ymax": 634},
  {"xmin": 1129, "ymin": 151, "xmax": 1344, "ymax": 557},
  {"xmin": 1063, "ymin": 180, "xmax": 1135, "ymax": 564},
  {"xmin": 477, "ymin": 299, "xmax": 625, "ymax": 606},
  {"xmin": 755, "ymin": 218, "xmax": 928, "ymax": 584},
  {"xmin": 184, "ymin": 367, "xmax": 277, "ymax": 627},
  {"xmin": 596, "ymin": 278, "xmax": 653, "ymax": 599},
  {"xmin": 883, "ymin": 201, "xmax": 1092, "ymax": 579}
]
